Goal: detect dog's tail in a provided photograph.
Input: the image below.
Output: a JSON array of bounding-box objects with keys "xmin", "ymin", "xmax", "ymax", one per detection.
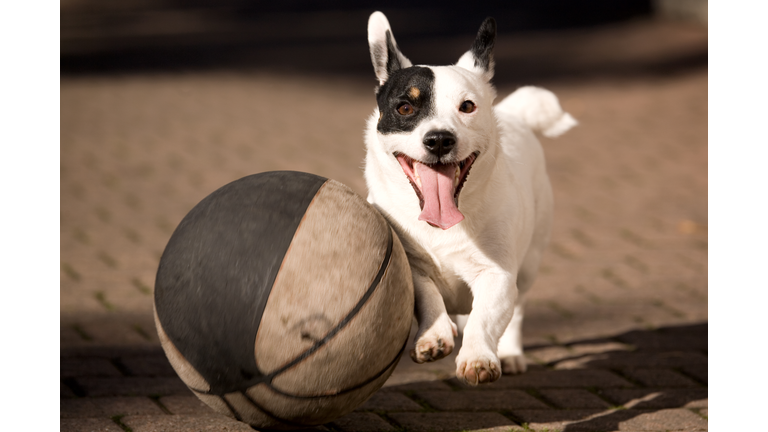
[{"xmin": 495, "ymin": 86, "xmax": 577, "ymax": 138}]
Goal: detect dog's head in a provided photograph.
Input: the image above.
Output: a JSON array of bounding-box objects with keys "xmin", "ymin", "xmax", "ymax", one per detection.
[{"xmin": 367, "ymin": 12, "xmax": 498, "ymax": 230}]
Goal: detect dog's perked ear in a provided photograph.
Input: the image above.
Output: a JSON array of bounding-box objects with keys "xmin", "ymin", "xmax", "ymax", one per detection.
[
  {"xmin": 456, "ymin": 17, "xmax": 496, "ymax": 82},
  {"xmin": 368, "ymin": 11, "xmax": 413, "ymax": 87}
]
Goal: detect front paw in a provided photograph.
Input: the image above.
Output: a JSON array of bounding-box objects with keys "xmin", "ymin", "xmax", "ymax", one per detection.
[
  {"xmin": 456, "ymin": 351, "xmax": 502, "ymax": 386},
  {"xmin": 410, "ymin": 318, "xmax": 456, "ymax": 363}
]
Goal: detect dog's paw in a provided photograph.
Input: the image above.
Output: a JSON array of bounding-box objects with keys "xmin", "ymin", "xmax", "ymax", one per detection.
[
  {"xmin": 410, "ymin": 318, "xmax": 456, "ymax": 363},
  {"xmin": 455, "ymin": 352, "xmax": 502, "ymax": 386},
  {"xmin": 500, "ymin": 354, "xmax": 528, "ymax": 375}
]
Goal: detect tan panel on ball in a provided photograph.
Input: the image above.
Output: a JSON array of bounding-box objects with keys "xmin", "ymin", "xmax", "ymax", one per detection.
[
  {"xmin": 255, "ymin": 179, "xmax": 391, "ymax": 372},
  {"xmin": 246, "ymin": 357, "xmax": 400, "ymax": 425},
  {"xmin": 268, "ymin": 229, "xmax": 412, "ymax": 395},
  {"xmin": 221, "ymin": 391, "xmax": 291, "ymax": 430},
  {"xmin": 154, "ymin": 307, "xmax": 210, "ymax": 393},
  {"xmin": 191, "ymin": 391, "xmax": 236, "ymax": 420}
]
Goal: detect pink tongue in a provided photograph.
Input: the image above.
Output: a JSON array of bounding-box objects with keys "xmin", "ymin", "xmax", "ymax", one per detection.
[{"xmin": 415, "ymin": 162, "xmax": 464, "ymax": 229}]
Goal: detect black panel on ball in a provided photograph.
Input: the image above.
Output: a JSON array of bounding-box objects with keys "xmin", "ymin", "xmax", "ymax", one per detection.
[{"xmin": 155, "ymin": 171, "xmax": 327, "ymax": 395}]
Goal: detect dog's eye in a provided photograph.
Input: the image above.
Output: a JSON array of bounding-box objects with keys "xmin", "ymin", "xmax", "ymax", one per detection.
[
  {"xmin": 459, "ymin": 100, "xmax": 476, "ymax": 113},
  {"xmin": 397, "ymin": 103, "xmax": 415, "ymax": 116}
]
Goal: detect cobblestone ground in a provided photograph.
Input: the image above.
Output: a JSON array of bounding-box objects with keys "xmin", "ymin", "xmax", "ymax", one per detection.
[{"xmin": 60, "ymin": 22, "xmax": 707, "ymax": 432}]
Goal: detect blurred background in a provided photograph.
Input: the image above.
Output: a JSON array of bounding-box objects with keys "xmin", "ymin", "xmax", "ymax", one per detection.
[
  {"xmin": 60, "ymin": 0, "xmax": 707, "ymax": 381},
  {"xmin": 62, "ymin": 0, "xmax": 706, "ymax": 78}
]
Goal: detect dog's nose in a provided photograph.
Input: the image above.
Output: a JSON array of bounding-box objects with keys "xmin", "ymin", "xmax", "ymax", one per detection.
[{"xmin": 422, "ymin": 130, "xmax": 456, "ymax": 159}]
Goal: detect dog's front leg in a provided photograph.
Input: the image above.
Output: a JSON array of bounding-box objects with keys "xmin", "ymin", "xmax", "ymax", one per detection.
[
  {"xmin": 410, "ymin": 271, "xmax": 457, "ymax": 363},
  {"xmin": 455, "ymin": 269, "xmax": 517, "ymax": 385}
]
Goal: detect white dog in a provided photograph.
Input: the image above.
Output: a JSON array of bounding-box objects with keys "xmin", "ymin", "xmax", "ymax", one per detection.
[{"xmin": 363, "ymin": 12, "xmax": 576, "ymax": 385}]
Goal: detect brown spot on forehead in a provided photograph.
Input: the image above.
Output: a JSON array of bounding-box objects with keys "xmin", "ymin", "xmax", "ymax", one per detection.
[{"xmin": 408, "ymin": 87, "xmax": 420, "ymax": 99}]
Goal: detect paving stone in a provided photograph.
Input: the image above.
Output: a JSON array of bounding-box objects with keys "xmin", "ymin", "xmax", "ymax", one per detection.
[
  {"xmin": 60, "ymin": 417, "xmax": 125, "ymax": 432},
  {"xmin": 119, "ymin": 354, "xmax": 177, "ymax": 376},
  {"xmin": 470, "ymin": 427, "xmax": 527, "ymax": 432},
  {"xmin": 96, "ymin": 396, "xmax": 166, "ymax": 416},
  {"xmin": 61, "ymin": 381, "xmax": 78, "ymax": 398},
  {"xmin": 61, "ymin": 345, "xmax": 166, "ymax": 359},
  {"xmin": 617, "ymin": 408, "xmax": 708, "ymax": 431},
  {"xmin": 493, "ymin": 369, "xmax": 633, "ymax": 389},
  {"xmin": 619, "ymin": 368, "xmax": 700, "ymax": 387},
  {"xmin": 76, "ymin": 376, "xmax": 190, "ymax": 396},
  {"xmin": 331, "ymin": 412, "xmax": 396, "ymax": 431},
  {"xmin": 507, "ymin": 409, "xmax": 608, "ymax": 431},
  {"xmin": 597, "ymin": 388, "xmax": 708, "ymax": 409},
  {"xmin": 61, "ymin": 357, "xmax": 123, "ymax": 378},
  {"xmin": 355, "ymin": 391, "xmax": 423, "ymax": 411},
  {"xmin": 60, "ymin": 399, "xmax": 102, "ymax": 418},
  {"xmin": 680, "ymin": 364, "xmax": 708, "ymax": 384},
  {"xmin": 388, "ymin": 412, "xmax": 517, "ymax": 432},
  {"xmin": 121, "ymin": 415, "xmax": 255, "ymax": 431},
  {"xmin": 381, "ymin": 380, "xmax": 453, "ymax": 392},
  {"xmin": 414, "ymin": 390, "xmax": 550, "ymax": 411},
  {"xmin": 555, "ymin": 351, "xmax": 707, "ymax": 369},
  {"xmin": 527, "ymin": 342, "xmax": 633, "ymax": 366},
  {"xmin": 616, "ymin": 323, "xmax": 707, "ymax": 350},
  {"xmin": 512, "ymin": 408, "xmax": 706, "ymax": 431},
  {"xmin": 525, "ymin": 346, "xmax": 574, "ymax": 365},
  {"xmin": 61, "ymin": 396, "xmax": 165, "ymax": 418},
  {"xmin": 79, "ymin": 319, "xmax": 157, "ymax": 346},
  {"xmin": 159, "ymin": 394, "xmax": 219, "ymax": 415},
  {"xmin": 538, "ymin": 389, "xmax": 613, "ymax": 409}
]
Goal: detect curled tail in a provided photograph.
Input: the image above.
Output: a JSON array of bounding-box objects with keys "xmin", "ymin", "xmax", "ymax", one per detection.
[{"xmin": 495, "ymin": 86, "xmax": 577, "ymax": 138}]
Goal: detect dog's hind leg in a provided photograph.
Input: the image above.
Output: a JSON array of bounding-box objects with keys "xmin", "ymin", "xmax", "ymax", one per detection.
[
  {"xmin": 498, "ymin": 298, "xmax": 527, "ymax": 374},
  {"xmin": 498, "ymin": 236, "xmax": 547, "ymax": 374}
]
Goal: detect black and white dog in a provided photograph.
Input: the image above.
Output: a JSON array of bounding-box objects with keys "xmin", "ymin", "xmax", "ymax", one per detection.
[{"xmin": 363, "ymin": 12, "xmax": 576, "ymax": 385}]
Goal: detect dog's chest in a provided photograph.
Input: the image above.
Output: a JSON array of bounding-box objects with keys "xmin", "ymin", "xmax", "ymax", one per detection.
[{"xmin": 414, "ymin": 222, "xmax": 502, "ymax": 275}]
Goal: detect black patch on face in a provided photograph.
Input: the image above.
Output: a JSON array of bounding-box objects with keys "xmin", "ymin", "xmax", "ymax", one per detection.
[
  {"xmin": 470, "ymin": 17, "xmax": 496, "ymax": 72},
  {"xmin": 376, "ymin": 66, "xmax": 435, "ymax": 134}
]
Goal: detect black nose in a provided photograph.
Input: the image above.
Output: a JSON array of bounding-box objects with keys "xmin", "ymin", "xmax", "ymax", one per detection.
[{"xmin": 422, "ymin": 130, "xmax": 456, "ymax": 158}]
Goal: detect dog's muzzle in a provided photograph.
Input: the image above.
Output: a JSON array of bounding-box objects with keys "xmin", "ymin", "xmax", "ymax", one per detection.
[{"xmin": 395, "ymin": 151, "xmax": 478, "ymax": 230}]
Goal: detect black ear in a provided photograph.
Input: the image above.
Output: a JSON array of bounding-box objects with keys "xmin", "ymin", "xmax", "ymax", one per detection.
[
  {"xmin": 384, "ymin": 31, "xmax": 403, "ymax": 79},
  {"xmin": 368, "ymin": 11, "xmax": 413, "ymax": 86},
  {"xmin": 457, "ymin": 17, "xmax": 496, "ymax": 81},
  {"xmin": 471, "ymin": 17, "xmax": 496, "ymax": 72}
]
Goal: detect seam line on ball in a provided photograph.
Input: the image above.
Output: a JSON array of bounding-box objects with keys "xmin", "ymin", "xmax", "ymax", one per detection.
[
  {"xmin": 267, "ymin": 329, "xmax": 408, "ymax": 398},
  {"xmin": 263, "ymin": 227, "xmax": 394, "ymax": 382}
]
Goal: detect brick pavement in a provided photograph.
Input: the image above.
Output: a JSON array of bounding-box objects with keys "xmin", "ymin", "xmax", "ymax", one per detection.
[{"xmin": 60, "ymin": 20, "xmax": 707, "ymax": 432}]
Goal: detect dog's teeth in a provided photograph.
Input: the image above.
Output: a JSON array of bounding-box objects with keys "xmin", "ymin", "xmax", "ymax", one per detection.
[
  {"xmin": 454, "ymin": 166, "xmax": 461, "ymax": 187},
  {"xmin": 414, "ymin": 165, "xmax": 422, "ymax": 188}
]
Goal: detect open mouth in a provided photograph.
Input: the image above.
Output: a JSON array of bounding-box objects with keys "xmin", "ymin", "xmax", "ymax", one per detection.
[{"xmin": 395, "ymin": 151, "xmax": 478, "ymax": 230}]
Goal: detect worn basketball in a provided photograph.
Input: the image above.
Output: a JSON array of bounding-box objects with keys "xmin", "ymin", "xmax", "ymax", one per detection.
[{"xmin": 153, "ymin": 171, "xmax": 414, "ymax": 429}]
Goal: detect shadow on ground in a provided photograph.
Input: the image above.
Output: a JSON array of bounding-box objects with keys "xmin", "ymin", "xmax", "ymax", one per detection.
[{"xmin": 61, "ymin": 322, "xmax": 707, "ymax": 431}]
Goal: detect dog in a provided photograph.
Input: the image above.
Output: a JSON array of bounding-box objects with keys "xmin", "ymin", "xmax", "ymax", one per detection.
[{"xmin": 363, "ymin": 12, "xmax": 577, "ymax": 385}]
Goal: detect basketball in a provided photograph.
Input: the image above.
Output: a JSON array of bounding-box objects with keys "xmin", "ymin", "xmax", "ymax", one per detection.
[{"xmin": 153, "ymin": 171, "xmax": 414, "ymax": 429}]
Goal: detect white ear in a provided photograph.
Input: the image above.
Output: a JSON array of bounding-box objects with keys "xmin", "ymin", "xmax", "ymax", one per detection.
[
  {"xmin": 368, "ymin": 11, "xmax": 412, "ymax": 86},
  {"xmin": 456, "ymin": 17, "xmax": 496, "ymax": 82}
]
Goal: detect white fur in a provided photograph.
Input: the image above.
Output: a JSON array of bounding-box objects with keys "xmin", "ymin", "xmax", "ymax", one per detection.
[
  {"xmin": 364, "ymin": 12, "xmax": 575, "ymax": 385},
  {"xmin": 494, "ymin": 86, "xmax": 578, "ymax": 138},
  {"xmin": 367, "ymin": 12, "xmax": 413, "ymax": 86}
]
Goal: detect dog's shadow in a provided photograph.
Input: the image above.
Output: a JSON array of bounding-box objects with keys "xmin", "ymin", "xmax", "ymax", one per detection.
[{"xmin": 370, "ymin": 322, "xmax": 707, "ymax": 431}]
